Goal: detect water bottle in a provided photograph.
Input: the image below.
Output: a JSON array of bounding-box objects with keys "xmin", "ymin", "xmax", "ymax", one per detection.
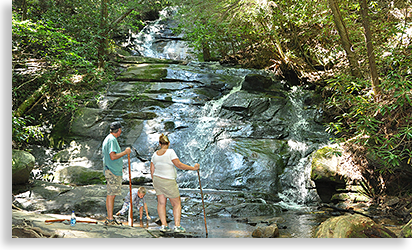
[{"xmin": 70, "ymin": 211, "xmax": 76, "ymax": 226}]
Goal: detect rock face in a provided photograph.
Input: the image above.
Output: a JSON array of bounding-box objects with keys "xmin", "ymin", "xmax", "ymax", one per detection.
[
  {"xmin": 315, "ymin": 214, "xmax": 397, "ymax": 238},
  {"xmin": 12, "ymin": 150, "xmax": 35, "ymax": 185},
  {"xmin": 54, "ymin": 166, "xmax": 105, "ymax": 185}
]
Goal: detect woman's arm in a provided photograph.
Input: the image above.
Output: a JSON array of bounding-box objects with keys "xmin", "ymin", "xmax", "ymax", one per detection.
[
  {"xmin": 172, "ymin": 158, "xmax": 200, "ymax": 171},
  {"xmin": 150, "ymin": 162, "xmax": 155, "ymax": 179}
]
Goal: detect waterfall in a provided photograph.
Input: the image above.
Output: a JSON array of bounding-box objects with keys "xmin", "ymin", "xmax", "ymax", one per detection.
[
  {"xmin": 132, "ymin": 7, "xmax": 196, "ymax": 61},
  {"xmin": 130, "ymin": 10, "xmax": 328, "ymax": 208}
]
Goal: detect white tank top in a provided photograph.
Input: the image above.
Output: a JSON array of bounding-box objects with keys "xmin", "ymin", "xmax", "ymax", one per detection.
[{"xmin": 151, "ymin": 149, "xmax": 178, "ymax": 180}]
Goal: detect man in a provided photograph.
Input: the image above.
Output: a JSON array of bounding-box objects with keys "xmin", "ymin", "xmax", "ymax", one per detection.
[{"xmin": 102, "ymin": 121, "xmax": 131, "ymax": 226}]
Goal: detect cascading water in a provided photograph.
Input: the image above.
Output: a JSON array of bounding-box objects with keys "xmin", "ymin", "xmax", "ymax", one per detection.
[
  {"xmin": 129, "ymin": 8, "xmax": 330, "ymax": 210},
  {"xmin": 132, "ymin": 7, "xmax": 196, "ymax": 61}
]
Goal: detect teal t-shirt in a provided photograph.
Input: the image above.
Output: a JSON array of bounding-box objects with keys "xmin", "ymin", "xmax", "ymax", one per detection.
[{"xmin": 102, "ymin": 134, "xmax": 123, "ymax": 176}]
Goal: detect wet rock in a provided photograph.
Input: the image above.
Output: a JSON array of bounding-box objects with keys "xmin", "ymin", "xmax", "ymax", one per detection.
[
  {"xmin": 252, "ymin": 224, "xmax": 279, "ymax": 238},
  {"xmin": 221, "ymin": 91, "xmax": 287, "ymax": 121},
  {"xmin": 12, "ymin": 150, "xmax": 35, "ymax": 185},
  {"xmin": 224, "ymin": 203, "xmax": 282, "ymax": 218},
  {"xmin": 242, "ymin": 74, "xmax": 286, "ymax": 93},
  {"xmin": 117, "ymin": 63, "xmax": 169, "ymax": 81},
  {"xmin": 221, "ymin": 91, "xmax": 262, "ymax": 112},
  {"xmin": 242, "ymin": 74, "xmax": 274, "ymax": 92},
  {"xmin": 315, "ymin": 214, "xmax": 397, "ymax": 238}
]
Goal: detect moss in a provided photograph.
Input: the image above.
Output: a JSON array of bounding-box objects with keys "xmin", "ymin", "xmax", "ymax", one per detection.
[
  {"xmin": 56, "ymin": 166, "xmax": 105, "ymax": 185},
  {"xmin": 310, "ymin": 146, "xmax": 344, "ymax": 183},
  {"xmin": 316, "ymin": 214, "xmax": 397, "ymax": 238},
  {"xmin": 117, "ymin": 63, "xmax": 169, "ymax": 81},
  {"xmin": 164, "ymin": 121, "xmax": 175, "ymax": 131}
]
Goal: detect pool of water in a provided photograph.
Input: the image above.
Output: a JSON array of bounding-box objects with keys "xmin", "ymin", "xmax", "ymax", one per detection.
[{"xmin": 132, "ymin": 188, "xmax": 330, "ymax": 238}]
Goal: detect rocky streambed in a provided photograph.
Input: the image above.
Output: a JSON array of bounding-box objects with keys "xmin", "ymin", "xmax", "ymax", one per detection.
[{"xmin": 11, "ymin": 179, "xmax": 326, "ymax": 238}]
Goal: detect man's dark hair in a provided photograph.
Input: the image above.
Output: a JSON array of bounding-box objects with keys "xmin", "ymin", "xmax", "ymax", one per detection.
[{"xmin": 110, "ymin": 121, "xmax": 122, "ymax": 133}]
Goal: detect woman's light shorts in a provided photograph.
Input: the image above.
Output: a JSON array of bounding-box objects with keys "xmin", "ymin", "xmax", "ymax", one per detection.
[{"xmin": 153, "ymin": 175, "xmax": 180, "ymax": 198}]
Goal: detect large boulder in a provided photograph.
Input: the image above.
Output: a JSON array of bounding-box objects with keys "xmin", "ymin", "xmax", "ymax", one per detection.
[
  {"xmin": 311, "ymin": 146, "xmax": 345, "ymax": 183},
  {"xmin": 315, "ymin": 214, "xmax": 397, "ymax": 238},
  {"xmin": 12, "ymin": 150, "xmax": 35, "ymax": 185},
  {"xmin": 54, "ymin": 166, "xmax": 105, "ymax": 185},
  {"xmin": 252, "ymin": 224, "xmax": 280, "ymax": 238},
  {"xmin": 310, "ymin": 146, "xmax": 365, "ymax": 203},
  {"xmin": 241, "ymin": 74, "xmax": 286, "ymax": 92},
  {"xmin": 70, "ymin": 107, "xmax": 108, "ymax": 139}
]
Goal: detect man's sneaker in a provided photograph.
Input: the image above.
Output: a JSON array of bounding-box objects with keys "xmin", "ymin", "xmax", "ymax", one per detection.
[
  {"xmin": 174, "ymin": 226, "xmax": 186, "ymax": 233},
  {"xmin": 160, "ymin": 225, "xmax": 171, "ymax": 232},
  {"xmin": 104, "ymin": 218, "xmax": 122, "ymax": 226}
]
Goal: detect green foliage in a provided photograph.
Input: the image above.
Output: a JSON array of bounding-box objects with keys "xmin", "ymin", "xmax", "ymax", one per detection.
[
  {"xmin": 12, "ymin": 0, "xmax": 169, "ymax": 150},
  {"xmin": 324, "ymin": 57, "xmax": 412, "ymax": 176},
  {"xmin": 173, "ymin": 0, "xmax": 339, "ymax": 70},
  {"xmin": 12, "ymin": 16, "xmax": 90, "ymax": 67},
  {"xmin": 12, "ymin": 114, "xmax": 44, "ymax": 148}
]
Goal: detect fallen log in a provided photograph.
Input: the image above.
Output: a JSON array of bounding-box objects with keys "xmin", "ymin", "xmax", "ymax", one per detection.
[
  {"xmin": 45, "ymin": 219, "xmax": 98, "ymax": 224},
  {"xmin": 320, "ymin": 204, "xmax": 373, "ymax": 218}
]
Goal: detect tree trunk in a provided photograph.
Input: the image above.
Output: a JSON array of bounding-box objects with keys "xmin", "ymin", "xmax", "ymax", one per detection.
[
  {"xmin": 327, "ymin": 0, "xmax": 361, "ymax": 78},
  {"xmin": 15, "ymin": 83, "xmax": 48, "ymax": 117},
  {"xmin": 97, "ymin": 0, "xmax": 109, "ymax": 68},
  {"xmin": 21, "ymin": 0, "xmax": 27, "ymax": 21},
  {"xmin": 111, "ymin": 8, "xmax": 135, "ymax": 27},
  {"xmin": 202, "ymin": 42, "xmax": 211, "ymax": 61},
  {"xmin": 359, "ymin": 0, "xmax": 381, "ymax": 101}
]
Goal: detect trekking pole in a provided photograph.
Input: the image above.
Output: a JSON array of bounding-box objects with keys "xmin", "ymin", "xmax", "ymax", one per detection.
[
  {"xmin": 197, "ymin": 169, "xmax": 208, "ymax": 236},
  {"xmin": 128, "ymin": 153, "xmax": 133, "ymax": 227}
]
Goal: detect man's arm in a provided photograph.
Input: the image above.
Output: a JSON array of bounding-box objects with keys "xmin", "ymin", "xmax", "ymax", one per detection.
[{"xmin": 109, "ymin": 147, "xmax": 131, "ymax": 160}]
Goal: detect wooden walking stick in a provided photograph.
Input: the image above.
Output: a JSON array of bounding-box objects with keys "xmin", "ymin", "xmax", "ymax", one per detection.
[
  {"xmin": 128, "ymin": 153, "xmax": 133, "ymax": 227},
  {"xmin": 197, "ymin": 170, "xmax": 208, "ymax": 236}
]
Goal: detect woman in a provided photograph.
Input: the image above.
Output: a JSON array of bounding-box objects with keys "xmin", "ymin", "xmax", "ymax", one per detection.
[{"xmin": 150, "ymin": 134, "xmax": 200, "ymax": 233}]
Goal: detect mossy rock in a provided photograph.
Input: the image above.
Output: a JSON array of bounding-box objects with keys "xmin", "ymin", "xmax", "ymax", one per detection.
[
  {"xmin": 117, "ymin": 63, "xmax": 168, "ymax": 81},
  {"xmin": 12, "ymin": 150, "xmax": 35, "ymax": 185},
  {"xmin": 54, "ymin": 166, "xmax": 105, "ymax": 185},
  {"xmin": 315, "ymin": 214, "xmax": 397, "ymax": 238},
  {"xmin": 310, "ymin": 146, "xmax": 345, "ymax": 183}
]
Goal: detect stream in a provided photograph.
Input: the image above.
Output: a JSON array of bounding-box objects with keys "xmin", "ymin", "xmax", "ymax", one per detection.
[{"xmin": 20, "ymin": 7, "xmax": 333, "ymax": 238}]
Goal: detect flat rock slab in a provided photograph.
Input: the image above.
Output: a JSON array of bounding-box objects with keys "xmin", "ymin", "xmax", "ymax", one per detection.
[
  {"xmin": 147, "ymin": 228, "xmax": 201, "ymax": 238},
  {"xmin": 12, "ymin": 210, "xmax": 154, "ymax": 238}
]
